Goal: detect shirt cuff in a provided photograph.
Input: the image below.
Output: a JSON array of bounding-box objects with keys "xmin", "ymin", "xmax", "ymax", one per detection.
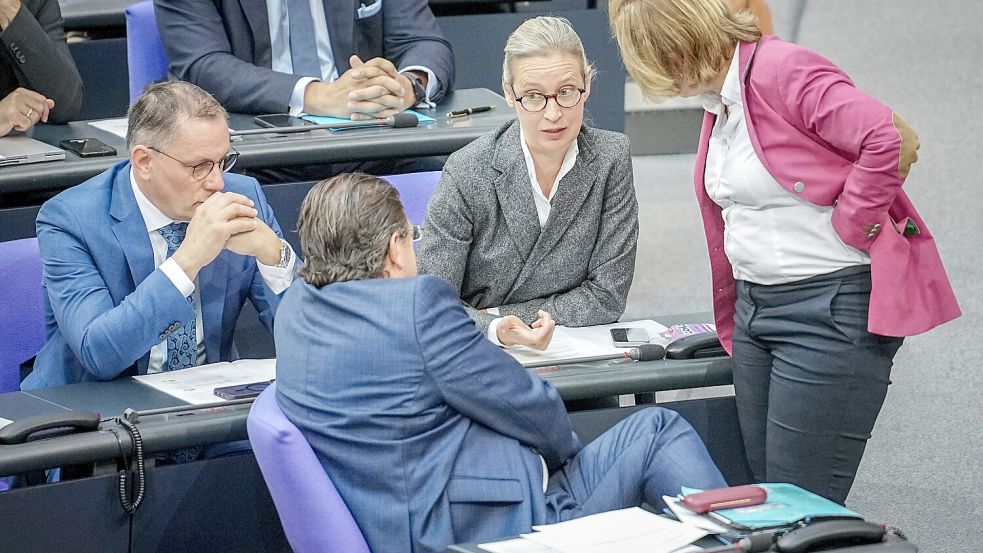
[
  {"xmin": 289, "ymin": 77, "xmax": 320, "ymax": 116},
  {"xmin": 399, "ymin": 65, "xmax": 438, "ymax": 109},
  {"xmin": 160, "ymin": 258, "xmax": 195, "ymax": 298},
  {"xmin": 256, "ymin": 240, "xmax": 296, "ymax": 294},
  {"xmin": 486, "ymin": 316, "xmax": 505, "ymax": 347}
]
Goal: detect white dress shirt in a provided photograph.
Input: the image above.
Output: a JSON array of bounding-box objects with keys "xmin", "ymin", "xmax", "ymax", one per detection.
[
  {"xmin": 486, "ymin": 126, "xmax": 579, "ymax": 345},
  {"xmin": 702, "ymin": 46, "xmax": 869, "ymax": 285},
  {"xmin": 130, "ymin": 170, "xmax": 295, "ymax": 373},
  {"xmin": 266, "ymin": 0, "xmax": 439, "ymax": 115}
]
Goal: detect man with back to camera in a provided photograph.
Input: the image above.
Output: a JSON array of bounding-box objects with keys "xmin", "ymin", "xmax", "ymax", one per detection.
[
  {"xmin": 153, "ymin": 0, "xmax": 454, "ymax": 120},
  {"xmin": 21, "ymin": 81, "xmax": 296, "ymax": 390},
  {"xmin": 274, "ymin": 172, "xmax": 728, "ymax": 553}
]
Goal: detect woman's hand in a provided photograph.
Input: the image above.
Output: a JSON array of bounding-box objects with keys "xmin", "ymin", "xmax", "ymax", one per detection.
[{"xmin": 496, "ymin": 310, "xmax": 556, "ymax": 351}]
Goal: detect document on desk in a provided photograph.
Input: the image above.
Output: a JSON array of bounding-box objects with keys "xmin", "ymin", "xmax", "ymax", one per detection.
[
  {"xmin": 87, "ymin": 118, "xmax": 129, "ymax": 139},
  {"xmin": 479, "ymin": 507, "xmax": 706, "ymax": 553},
  {"xmin": 504, "ymin": 320, "xmax": 669, "ymax": 368},
  {"xmin": 133, "ymin": 358, "xmax": 275, "ymax": 405}
]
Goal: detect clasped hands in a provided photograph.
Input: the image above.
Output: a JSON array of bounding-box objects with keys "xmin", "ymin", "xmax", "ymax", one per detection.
[
  {"xmin": 495, "ymin": 310, "xmax": 556, "ymax": 351},
  {"xmin": 303, "ymin": 55, "xmax": 420, "ymax": 120},
  {"xmin": 171, "ymin": 192, "xmax": 282, "ymax": 281}
]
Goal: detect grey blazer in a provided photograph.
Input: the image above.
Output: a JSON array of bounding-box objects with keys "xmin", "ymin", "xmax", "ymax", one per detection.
[{"xmin": 418, "ymin": 120, "xmax": 638, "ymax": 333}]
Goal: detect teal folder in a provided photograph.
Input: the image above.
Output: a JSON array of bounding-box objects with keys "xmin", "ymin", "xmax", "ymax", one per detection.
[
  {"xmin": 685, "ymin": 483, "xmax": 862, "ymax": 530},
  {"xmin": 302, "ymin": 110, "xmax": 435, "ymax": 130}
]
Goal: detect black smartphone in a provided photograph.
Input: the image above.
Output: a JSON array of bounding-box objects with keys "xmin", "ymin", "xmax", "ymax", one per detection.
[
  {"xmin": 213, "ymin": 380, "xmax": 273, "ymax": 400},
  {"xmin": 253, "ymin": 114, "xmax": 314, "ymax": 129},
  {"xmin": 59, "ymin": 138, "xmax": 117, "ymax": 158},
  {"xmin": 610, "ymin": 327, "xmax": 650, "ymax": 347}
]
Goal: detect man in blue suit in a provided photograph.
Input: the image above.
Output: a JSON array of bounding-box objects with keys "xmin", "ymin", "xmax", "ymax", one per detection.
[
  {"xmin": 154, "ymin": 0, "xmax": 454, "ymax": 119},
  {"xmin": 22, "ymin": 81, "xmax": 296, "ymax": 390},
  {"xmin": 275, "ymin": 173, "xmax": 728, "ymax": 553}
]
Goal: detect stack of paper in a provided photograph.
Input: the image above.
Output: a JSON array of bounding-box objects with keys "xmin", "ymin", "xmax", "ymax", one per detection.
[
  {"xmin": 479, "ymin": 507, "xmax": 706, "ymax": 553},
  {"xmin": 505, "ymin": 320, "xmax": 669, "ymax": 368},
  {"xmin": 133, "ymin": 358, "xmax": 275, "ymax": 405}
]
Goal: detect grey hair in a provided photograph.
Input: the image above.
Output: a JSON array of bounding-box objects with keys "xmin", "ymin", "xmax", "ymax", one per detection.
[
  {"xmin": 126, "ymin": 81, "xmax": 227, "ymax": 151},
  {"xmin": 502, "ymin": 16, "xmax": 595, "ymax": 84},
  {"xmin": 297, "ymin": 172, "xmax": 409, "ymax": 287}
]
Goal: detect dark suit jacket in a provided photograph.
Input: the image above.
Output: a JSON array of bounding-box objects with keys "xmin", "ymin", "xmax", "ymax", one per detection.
[
  {"xmin": 154, "ymin": 0, "xmax": 454, "ymax": 114},
  {"xmin": 23, "ymin": 161, "xmax": 284, "ymax": 389},
  {"xmin": 417, "ymin": 120, "xmax": 639, "ymax": 333},
  {"xmin": 0, "ymin": 0, "xmax": 83, "ymax": 122},
  {"xmin": 275, "ymin": 275, "xmax": 581, "ymax": 553}
]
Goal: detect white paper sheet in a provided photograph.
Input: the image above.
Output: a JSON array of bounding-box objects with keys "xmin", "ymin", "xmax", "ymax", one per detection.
[
  {"xmin": 478, "ymin": 538, "xmax": 563, "ymax": 553},
  {"xmin": 663, "ymin": 495, "xmax": 732, "ymax": 534},
  {"xmin": 504, "ymin": 320, "xmax": 669, "ymax": 368},
  {"xmin": 0, "ymin": 416, "xmax": 11, "ymax": 430},
  {"xmin": 521, "ymin": 507, "xmax": 707, "ymax": 553},
  {"xmin": 87, "ymin": 118, "xmax": 129, "ymax": 139},
  {"xmin": 133, "ymin": 358, "xmax": 276, "ymax": 405}
]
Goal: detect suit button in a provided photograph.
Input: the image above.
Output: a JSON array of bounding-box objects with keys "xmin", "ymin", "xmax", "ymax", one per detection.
[
  {"xmin": 9, "ymin": 41, "xmax": 16, "ymax": 51},
  {"xmin": 793, "ymin": 181, "xmax": 805, "ymax": 193},
  {"xmin": 158, "ymin": 333, "xmax": 167, "ymax": 340},
  {"xmin": 16, "ymin": 54, "xmax": 25, "ymax": 64}
]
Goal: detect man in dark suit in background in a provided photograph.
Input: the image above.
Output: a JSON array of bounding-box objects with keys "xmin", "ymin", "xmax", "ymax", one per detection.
[
  {"xmin": 154, "ymin": 0, "xmax": 454, "ymax": 119},
  {"xmin": 0, "ymin": 0, "xmax": 83, "ymax": 135}
]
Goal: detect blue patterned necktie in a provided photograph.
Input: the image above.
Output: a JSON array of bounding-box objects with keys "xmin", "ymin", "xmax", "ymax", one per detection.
[
  {"xmin": 157, "ymin": 222, "xmax": 197, "ymax": 371},
  {"xmin": 287, "ymin": 0, "xmax": 322, "ymax": 78}
]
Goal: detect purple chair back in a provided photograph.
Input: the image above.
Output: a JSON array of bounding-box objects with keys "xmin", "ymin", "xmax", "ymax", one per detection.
[
  {"xmin": 125, "ymin": 0, "xmax": 169, "ymax": 103},
  {"xmin": 247, "ymin": 383, "xmax": 371, "ymax": 553},
  {"xmin": 383, "ymin": 171, "xmax": 441, "ymax": 225},
  {"xmin": 0, "ymin": 238, "xmax": 44, "ymax": 392}
]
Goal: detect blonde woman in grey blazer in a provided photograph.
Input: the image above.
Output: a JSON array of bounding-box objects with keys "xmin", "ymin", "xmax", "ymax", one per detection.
[{"xmin": 418, "ymin": 17, "xmax": 638, "ymax": 350}]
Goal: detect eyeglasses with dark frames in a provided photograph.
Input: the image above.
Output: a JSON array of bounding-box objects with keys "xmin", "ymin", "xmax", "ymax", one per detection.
[
  {"xmin": 509, "ymin": 81, "xmax": 586, "ymax": 112},
  {"xmin": 149, "ymin": 146, "xmax": 239, "ymax": 181}
]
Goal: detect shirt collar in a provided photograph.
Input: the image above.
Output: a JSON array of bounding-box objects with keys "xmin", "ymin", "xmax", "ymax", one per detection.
[
  {"xmin": 129, "ymin": 166, "xmax": 177, "ymax": 232},
  {"xmin": 518, "ymin": 123, "xmax": 579, "ymax": 201},
  {"xmin": 701, "ymin": 44, "xmax": 742, "ymax": 113}
]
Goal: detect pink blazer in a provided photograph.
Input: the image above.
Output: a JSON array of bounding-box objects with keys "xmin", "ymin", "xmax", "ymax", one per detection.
[{"xmin": 695, "ymin": 37, "xmax": 960, "ymax": 353}]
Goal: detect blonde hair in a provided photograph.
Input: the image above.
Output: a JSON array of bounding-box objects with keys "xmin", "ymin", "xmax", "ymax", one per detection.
[
  {"xmin": 609, "ymin": 0, "xmax": 760, "ymax": 100},
  {"xmin": 502, "ymin": 16, "xmax": 594, "ymax": 85}
]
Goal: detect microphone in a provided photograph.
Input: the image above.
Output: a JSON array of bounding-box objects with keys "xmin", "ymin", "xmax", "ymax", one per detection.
[
  {"xmin": 625, "ymin": 343, "xmax": 666, "ymax": 361},
  {"xmin": 229, "ymin": 112, "xmax": 419, "ymax": 136},
  {"xmin": 699, "ymin": 532, "xmax": 775, "ymax": 553}
]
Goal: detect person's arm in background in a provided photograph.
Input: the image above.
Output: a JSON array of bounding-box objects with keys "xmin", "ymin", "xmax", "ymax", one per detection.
[
  {"xmin": 0, "ymin": 0, "xmax": 83, "ymax": 127},
  {"xmin": 493, "ymin": 137, "xmax": 639, "ymax": 328},
  {"xmin": 416, "ymin": 276, "xmax": 581, "ymax": 469},
  {"xmin": 726, "ymin": 0, "xmax": 773, "ymax": 35},
  {"xmin": 381, "ymin": 0, "xmax": 454, "ymax": 103}
]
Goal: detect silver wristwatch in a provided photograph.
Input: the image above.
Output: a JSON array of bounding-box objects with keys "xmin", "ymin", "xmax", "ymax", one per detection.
[{"xmin": 275, "ymin": 239, "xmax": 291, "ymax": 269}]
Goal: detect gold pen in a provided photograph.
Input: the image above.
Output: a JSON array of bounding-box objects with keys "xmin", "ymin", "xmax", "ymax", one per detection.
[{"xmin": 447, "ymin": 105, "xmax": 496, "ymax": 118}]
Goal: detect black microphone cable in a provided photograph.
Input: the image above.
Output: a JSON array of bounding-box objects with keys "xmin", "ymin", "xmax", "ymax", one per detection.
[{"xmin": 112, "ymin": 409, "xmax": 146, "ymax": 514}]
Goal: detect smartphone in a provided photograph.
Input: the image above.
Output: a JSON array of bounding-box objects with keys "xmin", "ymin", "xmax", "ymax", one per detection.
[
  {"xmin": 253, "ymin": 114, "xmax": 314, "ymax": 129},
  {"xmin": 213, "ymin": 380, "xmax": 273, "ymax": 400},
  {"xmin": 59, "ymin": 138, "xmax": 117, "ymax": 158},
  {"xmin": 610, "ymin": 327, "xmax": 650, "ymax": 347}
]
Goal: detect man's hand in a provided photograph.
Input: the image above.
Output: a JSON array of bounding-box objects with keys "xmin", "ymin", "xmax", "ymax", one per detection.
[
  {"xmin": 496, "ymin": 310, "xmax": 556, "ymax": 351},
  {"xmin": 0, "ymin": 0, "xmax": 21, "ymax": 29},
  {"xmin": 171, "ymin": 192, "xmax": 257, "ymax": 281},
  {"xmin": 346, "ymin": 56, "xmax": 416, "ymax": 120},
  {"xmin": 302, "ymin": 55, "xmax": 409, "ymax": 118},
  {"xmin": 0, "ymin": 88, "xmax": 53, "ymax": 137},
  {"xmin": 225, "ymin": 218, "xmax": 282, "ymax": 266}
]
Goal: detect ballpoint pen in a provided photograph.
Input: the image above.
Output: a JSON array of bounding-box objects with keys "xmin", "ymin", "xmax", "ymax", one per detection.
[{"xmin": 446, "ymin": 105, "xmax": 496, "ymax": 118}]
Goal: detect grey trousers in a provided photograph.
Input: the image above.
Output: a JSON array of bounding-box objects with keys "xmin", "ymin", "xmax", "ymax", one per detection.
[{"xmin": 731, "ymin": 266, "xmax": 903, "ymax": 505}]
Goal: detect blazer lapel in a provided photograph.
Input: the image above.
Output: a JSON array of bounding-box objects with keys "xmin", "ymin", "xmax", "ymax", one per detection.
[
  {"xmin": 528, "ymin": 132, "xmax": 597, "ymax": 261},
  {"xmin": 197, "ymin": 251, "xmax": 231, "ymax": 365},
  {"xmin": 241, "ymin": 0, "xmax": 273, "ymax": 67},
  {"xmin": 324, "ymin": 0, "xmax": 356, "ymax": 73},
  {"xmin": 510, "ymin": 131, "xmax": 598, "ymax": 294},
  {"xmin": 109, "ymin": 163, "xmax": 154, "ymax": 374},
  {"xmin": 491, "ymin": 122, "xmax": 540, "ymax": 263}
]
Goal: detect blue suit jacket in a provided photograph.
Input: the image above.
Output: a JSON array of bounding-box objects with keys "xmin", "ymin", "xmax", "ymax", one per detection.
[
  {"xmin": 22, "ymin": 161, "xmax": 283, "ymax": 390},
  {"xmin": 275, "ymin": 275, "xmax": 582, "ymax": 553},
  {"xmin": 154, "ymin": 0, "xmax": 455, "ymax": 114}
]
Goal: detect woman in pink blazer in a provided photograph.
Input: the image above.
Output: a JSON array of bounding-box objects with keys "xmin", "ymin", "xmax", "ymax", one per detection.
[{"xmin": 610, "ymin": 0, "xmax": 959, "ymax": 504}]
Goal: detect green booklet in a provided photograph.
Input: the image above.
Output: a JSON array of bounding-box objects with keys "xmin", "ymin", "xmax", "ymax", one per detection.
[{"xmin": 684, "ymin": 483, "xmax": 862, "ymax": 530}]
